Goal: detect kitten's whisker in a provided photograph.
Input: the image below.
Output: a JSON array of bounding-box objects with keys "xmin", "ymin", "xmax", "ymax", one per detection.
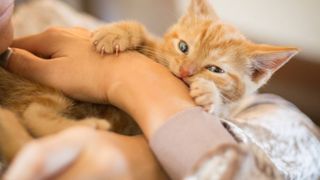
[
  {"xmin": 140, "ymin": 47, "xmax": 170, "ymax": 67},
  {"xmin": 136, "ymin": 45, "xmax": 170, "ymax": 68}
]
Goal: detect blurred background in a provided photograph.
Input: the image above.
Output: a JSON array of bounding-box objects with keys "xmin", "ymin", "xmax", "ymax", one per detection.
[{"xmin": 15, "ymin": 0, "xmax": 320, "ymax": 125}]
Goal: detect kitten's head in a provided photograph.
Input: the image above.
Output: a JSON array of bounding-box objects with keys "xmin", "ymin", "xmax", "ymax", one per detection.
[{"xmin": 161, "ymin": 0, "xmax": 298, "ymax": 101}]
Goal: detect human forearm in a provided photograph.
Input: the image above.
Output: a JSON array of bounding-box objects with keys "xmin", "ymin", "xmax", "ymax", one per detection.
[
  {"xmin": 3, "ymin": 28, "xmax": 237, "ymax": 179},
  {"xmin": 150, "ymin": 107, "xmax": 237, "ymax": 179},
  {"xmin": 2, "ymin": 28, "xmax": 193, "ymax": 139},
  {"xmin": 104, "ymin": 53, "xmax": 237, "ymax": 179},
  {"xmin": 106, "ymin": 52, "xmax": 196, "ymax": 138}
]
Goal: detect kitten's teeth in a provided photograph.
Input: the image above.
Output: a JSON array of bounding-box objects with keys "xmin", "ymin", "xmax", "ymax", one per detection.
[{"xmin": 93, "ymin": 40, "xmax": 98, "ymax": 46}]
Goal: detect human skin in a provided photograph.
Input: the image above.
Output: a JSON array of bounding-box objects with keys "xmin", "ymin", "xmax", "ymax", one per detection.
[
  {"xmin": 0, "ymin": 5, "xmax": 189, "ymax": 177},
  {"xmin": 0, "ymin": 2, "xmax": 235, "ymax": 178},
  {"xmin": 1, "ymin": 27, "xmax": 172, "ymax": 179},
  {"xmin": 1, "ymin": 27, "xmax": 196, "ymax": 179},
  {"xmin": 2, "ymin": 1, "xmax": 195, "ymax": 136},
  {"xmin": 4, "ymin": 126, "xmax": 168, "ymax": 180},
  {"xmin": 1, "ymin": 27, "xmax": 236, "ymax": 179},
  {"xmin": 0, "ymin": 1, "xmax": 170, "ymax": 178},
  {"xmin": 7, "ymin": 27, "xmax": 197, "ymax": 138},
  {"xmin": 1, "ymin": 0, "xmax": 195, "ymax": 142},
  {"xmin": 3, "ymin": 27, "xmax": 235, "ymax": 179}
]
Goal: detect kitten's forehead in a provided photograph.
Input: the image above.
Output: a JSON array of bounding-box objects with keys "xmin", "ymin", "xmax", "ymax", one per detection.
[
  {"xmin": 171, "ymin": 17, "xmax": 250, "ymax": 63},
  {"xmin": 208, "ymin": 49, "xmax": 223, "ymax": 59},
  {"xmin": 202, "ymin": 22, "xmax": 246, "ymax": 45},
  {"xmin": 195, "ymin": 22, "xmax": 248, "ymax": 59}
]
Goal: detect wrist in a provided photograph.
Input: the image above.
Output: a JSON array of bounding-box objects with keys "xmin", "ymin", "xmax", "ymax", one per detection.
[
  {"xmin": 109, "ymin": 82, "xmax": 195, "ymax": 139},
  {"xmin": 106, "ymin": 52, "xmax": 195, "ymax": 138}
]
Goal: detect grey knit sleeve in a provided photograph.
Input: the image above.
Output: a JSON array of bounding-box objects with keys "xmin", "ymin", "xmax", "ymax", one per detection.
[{"xmin": 150, "ymin": 107, "xmax": 236, "ymax": 180}]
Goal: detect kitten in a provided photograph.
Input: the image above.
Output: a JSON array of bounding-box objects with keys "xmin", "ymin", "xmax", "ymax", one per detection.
[
  {"xmin": 92, "ymin": 0, "xmax": 298, "ymax": 116},
  {"xmin": 0, "ymin": 0, "xmax": 297, "ymax": 165},
  {"xmin": 0, "ymin": 66, "xmax": 140, "ymax": 163},
  {"xmin": 0, "ymin": 65, "xmax": 141, "ymax": 161}
]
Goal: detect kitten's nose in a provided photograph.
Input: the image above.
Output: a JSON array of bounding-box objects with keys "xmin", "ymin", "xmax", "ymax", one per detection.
[{"xmin": 179, "ymin": 65, "xmax": 196, "ymax": 78}]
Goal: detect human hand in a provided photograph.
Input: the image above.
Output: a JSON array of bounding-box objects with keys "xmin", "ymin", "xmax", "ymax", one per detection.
[
  {"xmin": 4, "ymin": 27, "xmax": 119, "ymax": 103},
  {"xmin": 3, "ymin": 27, "xmax": 196, "ymax": 138},
  {"xmin": 4, "ymin": 127, "xmax": 167, "ymax": 180},
  {"xmin": 6, "ymin": 27, "xmax": 165, "ymax": 105}
]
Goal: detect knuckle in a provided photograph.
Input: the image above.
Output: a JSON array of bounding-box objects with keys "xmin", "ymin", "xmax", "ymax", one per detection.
[{"xmin": 43, "ymin": 27, "xmax": 64, "ymax": 37}]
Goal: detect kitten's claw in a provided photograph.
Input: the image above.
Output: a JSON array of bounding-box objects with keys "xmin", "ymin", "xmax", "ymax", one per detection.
[
  {"xmin": 204, "ymin": 105, "xmax": 214, "ymax": 113},
  {"xmin": 115, "ymin": 44, "xmax": 120, "ymax": 56},
  {"xmin": 91, "ymin": 26, "xmax": 132, "ymax": 55},
  {"xmin": 101, "ymin": 46, "xmax": 105, "ymax": 56}
]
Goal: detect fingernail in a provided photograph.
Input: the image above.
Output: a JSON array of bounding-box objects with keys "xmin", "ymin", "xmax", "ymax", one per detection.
[{"xmin": 0, "ymin": 48, "xmax": 12, "ymax": 68}]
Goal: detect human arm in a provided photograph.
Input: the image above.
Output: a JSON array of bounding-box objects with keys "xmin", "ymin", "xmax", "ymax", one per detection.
[
  {"xmin": 5, "ymin": 27, "xmax": 196, "ymax": 138},
  {"xmin": 4, "ymin": 127, "xmax": 168, "ymax": 180},
  {"xmin": 9, "ymin": 93, "xmax": 319, "ymax": 180},
  {"xmin": 3, "ymin": 27, "xmax": 236, "ymax": 179}
]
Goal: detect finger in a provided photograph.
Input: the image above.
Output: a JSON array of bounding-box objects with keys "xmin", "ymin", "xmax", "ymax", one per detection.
[
  {"xmin": 4, "ymin": 127, "xmax": 96, "ymax": 180},
  {"xmin": 6, "ymin": 48, "xmax": 62, "ymax": 84},
  {"xmin": 12, "ymin": 31, "xmax": 60, "ymax": 58},
  {"xmin": 7, "ymin": 48, "xmax": 51, "ymax": 75}
]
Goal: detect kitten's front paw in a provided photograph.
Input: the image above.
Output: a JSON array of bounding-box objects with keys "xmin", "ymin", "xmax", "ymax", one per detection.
[
  {"xmin": 189, "ymin": 78, "xmax": 221, "ymax": 113},
  {"xmin": 91, "ymin": 26, "xmax": 131, "ymax": 55}
]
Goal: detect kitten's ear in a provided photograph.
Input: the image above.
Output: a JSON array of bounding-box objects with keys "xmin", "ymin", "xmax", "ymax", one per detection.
[
  {"xmin": 181, "ymin": 0, "xmax": 219, "ymax": 23},
  {"xmin": 250, "ymin": 45, "xmax": 298, "ymax": 84}
]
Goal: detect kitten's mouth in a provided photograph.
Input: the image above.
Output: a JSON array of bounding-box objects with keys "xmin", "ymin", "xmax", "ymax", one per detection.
[
  {"xmin": 182, "ymin": 78, "xmax": 191, "ymax": 87},
  {"xmin": 172, "ymin": 73, "xmax": 190, "ymax": 87}
]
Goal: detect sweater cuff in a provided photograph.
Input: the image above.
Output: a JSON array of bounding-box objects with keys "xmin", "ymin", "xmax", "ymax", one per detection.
[{"xmin": 150, "ymin": 107, "xmax": 235, "ymax": 180}]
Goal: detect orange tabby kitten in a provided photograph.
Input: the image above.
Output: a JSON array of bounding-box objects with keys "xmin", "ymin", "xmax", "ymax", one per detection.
[
  {"xmin": 0, "ymin": 0, "xmax": 297, "ymax": 165},
  {"xmin": 92, "ymin": 0, "xmax": 298, "ymax": 116}
]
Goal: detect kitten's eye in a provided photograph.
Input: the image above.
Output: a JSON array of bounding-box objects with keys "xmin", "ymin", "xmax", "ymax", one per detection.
[
  {"xmin": 178, "ymin": 40, "xmax": 189, "ymax": 54},
  {"xmin": 206, "ymin": 65, "xmax": 225, "ymax": 73}
]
